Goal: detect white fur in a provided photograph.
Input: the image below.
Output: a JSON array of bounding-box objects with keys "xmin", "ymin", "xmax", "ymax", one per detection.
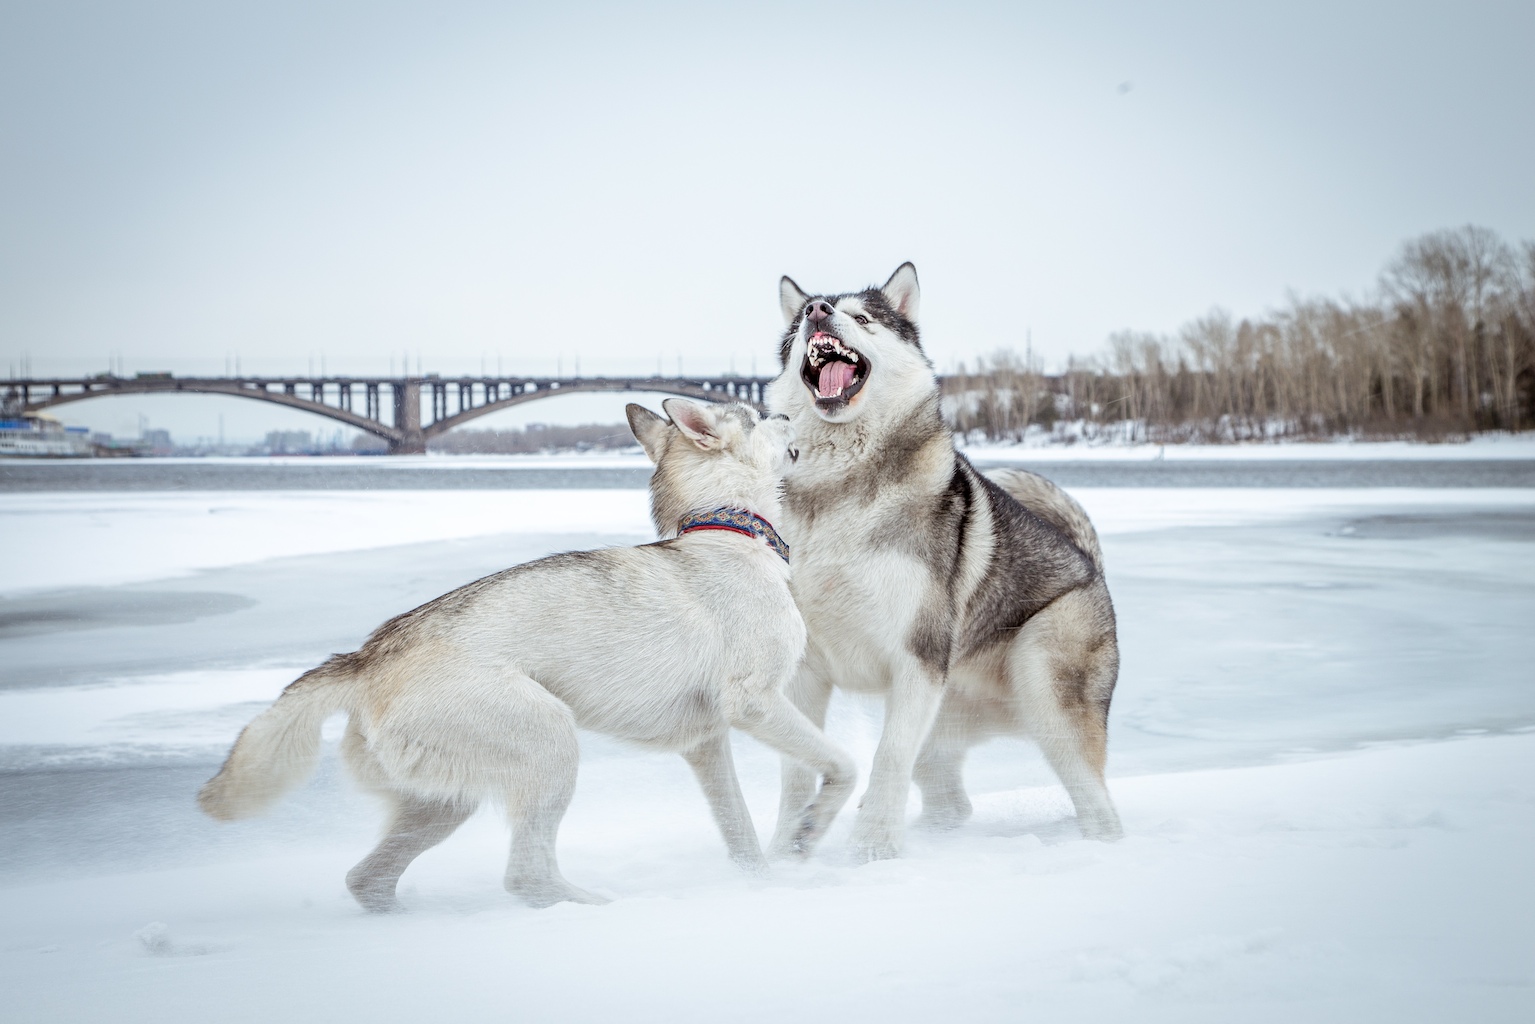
[{"xmin": 200, "ymin": 399, "xmax": 855, "ymax": 911}]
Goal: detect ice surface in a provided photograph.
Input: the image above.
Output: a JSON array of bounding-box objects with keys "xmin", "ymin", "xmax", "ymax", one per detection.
[
  {"xmin": 1, "ymin": 475, "xmax": 1532, "ymax": 1021},
  {"xmin": 0, "ymin": 489, "xmax": 652, "ymax": 593},
  {"xmin": 8, "ymin": 485, "xmax": 1532, "ymax": 595}
]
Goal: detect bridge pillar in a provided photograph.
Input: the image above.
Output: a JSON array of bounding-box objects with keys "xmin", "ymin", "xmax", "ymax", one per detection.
[{"xmin": 391, "ymin": 380, "xmax": 426, "ymax": 454}]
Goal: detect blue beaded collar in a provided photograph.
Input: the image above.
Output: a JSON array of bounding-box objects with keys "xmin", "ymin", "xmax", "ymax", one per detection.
[{"xmin": 677, "ymin": 507, "xmax": 790, "ymax": 564}]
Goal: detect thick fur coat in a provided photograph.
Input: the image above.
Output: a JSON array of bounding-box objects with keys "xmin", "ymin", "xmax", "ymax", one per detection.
[
  {"xmin": 199, "ymin": 399, "xmax": 855, "ymax": 910},
  {"xmin": 766, "ymin": 264, "xmax": 1123, "ymax": 861}
]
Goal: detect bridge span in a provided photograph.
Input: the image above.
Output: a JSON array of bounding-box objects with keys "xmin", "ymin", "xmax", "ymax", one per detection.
[{"xmin": 3, "ymin": 374, "xmax": 777, "ymax": 454}]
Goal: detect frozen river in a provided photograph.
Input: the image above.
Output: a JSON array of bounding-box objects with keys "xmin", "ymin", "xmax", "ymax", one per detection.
[{"xmin": 1, "ymin": 455, "xmax": 1532, "ymax": 1022}]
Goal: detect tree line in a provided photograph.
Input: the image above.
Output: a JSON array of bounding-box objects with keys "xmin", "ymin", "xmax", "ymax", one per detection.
[
  {"xmin": 947, "ymin": 226, "xmax": 1535, "ymax": 442},
  {"xmin": 427, "ymin": 421, "xmax": 635, "ymax": 454}
]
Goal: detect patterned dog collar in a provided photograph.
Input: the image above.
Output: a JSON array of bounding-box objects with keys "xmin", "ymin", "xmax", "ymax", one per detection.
[{"xmin": 677, "ymin": 507, "xmax": 790, "ymax": 564}]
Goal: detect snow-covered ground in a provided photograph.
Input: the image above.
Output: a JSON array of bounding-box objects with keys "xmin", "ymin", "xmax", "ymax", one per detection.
[{"xmin": 1, "ymin": 473, "xmax": 1532, "ymax": 1021}]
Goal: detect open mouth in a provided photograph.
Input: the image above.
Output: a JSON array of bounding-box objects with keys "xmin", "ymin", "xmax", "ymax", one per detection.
[{"xmin": 800, "ymin": 332, "xmax": 868, "ymax": 409}]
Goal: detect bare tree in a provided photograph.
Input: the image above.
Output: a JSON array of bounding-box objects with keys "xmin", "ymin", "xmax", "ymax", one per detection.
[{"xmin": 947, "ymin": 226, "xmax": 1533, "ymax": 443}]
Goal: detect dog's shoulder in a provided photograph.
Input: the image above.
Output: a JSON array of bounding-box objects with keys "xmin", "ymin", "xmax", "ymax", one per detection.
[
  {"xmin": 984, "ymin": 466, "xmax": 1104, "ymax": 572},
  {"xmin": 949, "ymin": 459, "xmax": 1100, "ymax": 660}
]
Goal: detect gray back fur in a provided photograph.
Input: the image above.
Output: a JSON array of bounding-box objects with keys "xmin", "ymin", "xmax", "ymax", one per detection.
[{"xmin": 985, "ymin": 467, "xmax": 1105, "ymax": 573}]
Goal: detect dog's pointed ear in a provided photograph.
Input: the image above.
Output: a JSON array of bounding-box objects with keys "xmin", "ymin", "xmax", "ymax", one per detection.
[
  {"xmin": 662, "ymin": 398, "xmax": 721, "ymax": 450},
  {"xmin": 881, "ymin": 262, "xmax": 920, "ymax": 322},
  {"xmin": 626, "ymin": 404, "xmax": 669, "ymax": 463},
  {"xmin": 780, "ymin": 275, "xmax": 810, "ymax": 327}
]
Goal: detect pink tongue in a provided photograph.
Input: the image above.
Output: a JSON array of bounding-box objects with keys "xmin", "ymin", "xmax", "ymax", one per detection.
[{"xmin": 818, "ymin": 361, "xmax": 855, "ymax": 398}]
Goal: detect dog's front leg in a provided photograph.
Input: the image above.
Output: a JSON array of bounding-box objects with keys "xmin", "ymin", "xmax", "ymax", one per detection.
[
  {"xmin": 737, "ymin": 694, "xmax": 856, "ymax": 858},
  {"xmin": 852, "ymin": 661, "xmax": 945, "ymax": 862},
  {"xmin": 767, "ymin": 666, "xmax": 833, "ymax": 857},
  {"xmin": 682, "ymin": 732, "xmax": 766, "ymax": 872}
]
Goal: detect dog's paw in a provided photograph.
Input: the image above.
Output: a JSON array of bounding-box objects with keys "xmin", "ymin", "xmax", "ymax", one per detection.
[
  {"xmin": 562, "ymin": 886, "xmax": 613, "ymax": 906},
  {"xmin": 1079, "ymin": 813, "xmax": 1125, "ymax": 842},
  {"xmin": 346, "ymin": 870, "xmax": 404, "ymax": 914},
  {"xmin": 766, "ymin": 837, "xmax": 806, "ymax": 861},
  {"xmin": 850, "ymin": 822, "xmax": 902, "ymax": 863},
  {"xmin": 766, "ymin": 821, "xmax": 812, "ymax": 860},
  {"xmin": 355, "ymin": 894, "xmax": 405, "ymax": 914},
  {"xmin": 506, "ymin": 876, "xmax": 612, "ymax": 908},
  {"xmin": 732, "ymin": 850, "xmax": 770, "ymax": 876},
  {"xmin": 914, "ymin": 802, "xmax": 972, "ymax": 832},
  {"xmin": 851, "ymin": 837, "xmax": 901, "ymax": 863},
  {"xmin": 788, "ymin": 813, "xmax": 828, "ymax": 856}
]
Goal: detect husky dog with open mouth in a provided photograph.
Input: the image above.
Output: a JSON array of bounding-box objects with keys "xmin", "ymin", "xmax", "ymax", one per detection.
[
  {"xmin": 198, "ymin": 399, "xmax": 854, "ymax": 911},
  {"xmin": 766, "ymin": 264, "xmax": 1123, "ymax": 861}
]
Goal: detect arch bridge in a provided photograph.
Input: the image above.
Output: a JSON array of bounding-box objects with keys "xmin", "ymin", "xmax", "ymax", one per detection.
[{"xmin": 4, "ymin": 374, "xmax": 777, "ymax": 454}]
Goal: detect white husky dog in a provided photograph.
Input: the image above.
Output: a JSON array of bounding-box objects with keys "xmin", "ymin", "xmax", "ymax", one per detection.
[{"xmin": 199, "ymin": 398, "xmax": 855, "ymax": 911}]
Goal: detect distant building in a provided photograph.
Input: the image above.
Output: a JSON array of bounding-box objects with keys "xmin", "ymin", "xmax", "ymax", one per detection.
[
  {"xmin": 0, "ymin": 413, "xmax": 94, "ymax": 457},
  {"xmin": 90, "ymin": 431, "xmax": 138, "ymax": 457},
  {"xmin": 140, "ymin": 428, "xmax": 174, "ymax": 456},
  {"xmin": 263, "ymin": 430, "xmax": 315, "ymax": 455}
]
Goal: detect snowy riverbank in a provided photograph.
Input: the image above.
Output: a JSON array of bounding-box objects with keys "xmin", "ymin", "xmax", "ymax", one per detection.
[
  {"xmin": 1, "ymin": 472, "xmax": 1532, "ymax": 1021},
  {"xmin": 3, "ymin": 731, "xmax": 1529, "ymax": 1023}
]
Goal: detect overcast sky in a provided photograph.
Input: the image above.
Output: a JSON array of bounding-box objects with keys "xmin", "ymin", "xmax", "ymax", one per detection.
[{"xmin": 3, "ymin": 1, "xmax": 1532, "ymax": 439}]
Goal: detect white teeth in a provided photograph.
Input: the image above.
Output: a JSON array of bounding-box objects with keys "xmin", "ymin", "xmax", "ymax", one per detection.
[{"xmin": 807, "ymin": 338, "xmax": 859, "ymax": 369}]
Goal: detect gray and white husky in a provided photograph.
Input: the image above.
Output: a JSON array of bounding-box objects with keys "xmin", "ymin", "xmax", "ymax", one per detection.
[
  {"xmin": 766, "ymin": 264, "xmax": 1123, "ymax": 861},
  {"xmin": 199, "ymin": 398, "xmax": 854, "ymax": 911}
]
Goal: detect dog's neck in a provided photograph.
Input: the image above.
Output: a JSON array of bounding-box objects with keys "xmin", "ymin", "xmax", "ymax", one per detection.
[
  {"xmin": 782, "ymin": 391, "xmax": 954, "ymax": 513},
  {"xmin": 648, "ymin": 453, "xmax": 783, "ymax": 540},
  {"xmin": 677, "ymin": 507, "xmax": 790, "ymax": 562}
]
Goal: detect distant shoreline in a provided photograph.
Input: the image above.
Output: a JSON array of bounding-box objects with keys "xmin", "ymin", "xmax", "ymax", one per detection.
[
  {"xmin": 4, "ymin": 455, "xmax": 1535, "ymax": 492},
  {"xmin": 4, "ymin": 430, "xmax": 1535, "ymax": 466}
]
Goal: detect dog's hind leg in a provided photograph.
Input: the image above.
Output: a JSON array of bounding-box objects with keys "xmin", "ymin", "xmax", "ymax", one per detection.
[
  {"xmin": 1013, "ymin": 587, "xmax": 1124, "ymax": 841},
  {"xmin": 1033, "ymin": 703, "xmax": 1121, "ymax": 841},
  {"xmin": 742, "ymin": 694, "xmax": 856, "ymax": 859},
  {"xmin": 340, "ymin": 719, "xmax": 476, "ymax": 912},
  {"xmin": 682, "ymin": 732, "xmax": 766, "ymax": 871},
  {"xmin": 502, "ymin": 677, "xmax": 610, "ymax": 908},
  {"xmin": 913, "ymin": 692, "xmax": 984, "ymax": 831},
  {"xmin": 505, "ymin": 779, "xmax": 609, "ymax": 908},
  {"xmin": 346, "ymin": 793, "xmax": 476, "ymax": 913},
  {"xmin": 767, "ymin": 668, "xmax": 835, "ymax": 857}
]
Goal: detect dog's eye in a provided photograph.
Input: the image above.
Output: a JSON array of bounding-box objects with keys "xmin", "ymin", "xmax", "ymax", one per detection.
[{"xmin": 853, "ymin": 314, "xmax": 871, "ymax": 326}]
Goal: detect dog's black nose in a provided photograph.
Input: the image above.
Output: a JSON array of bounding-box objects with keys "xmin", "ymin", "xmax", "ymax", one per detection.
[{"xmin": 805, "ymin": 300, "xmax": 834, "ymax": 324}]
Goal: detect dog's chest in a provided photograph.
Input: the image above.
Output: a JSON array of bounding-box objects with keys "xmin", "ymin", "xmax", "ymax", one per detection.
[{"xmin": 787, "ymin": 514, "xmax": 930, "ymax": 686}]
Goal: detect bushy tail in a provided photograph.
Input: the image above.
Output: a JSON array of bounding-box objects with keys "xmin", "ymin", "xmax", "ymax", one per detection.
[
  {"xmin": 197, "ymin": 654, "xmax": 361, "ymax": 821},
  {"xmin": 986, "ymin": 467, "xmax": 1105, "ymax": 573}
]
